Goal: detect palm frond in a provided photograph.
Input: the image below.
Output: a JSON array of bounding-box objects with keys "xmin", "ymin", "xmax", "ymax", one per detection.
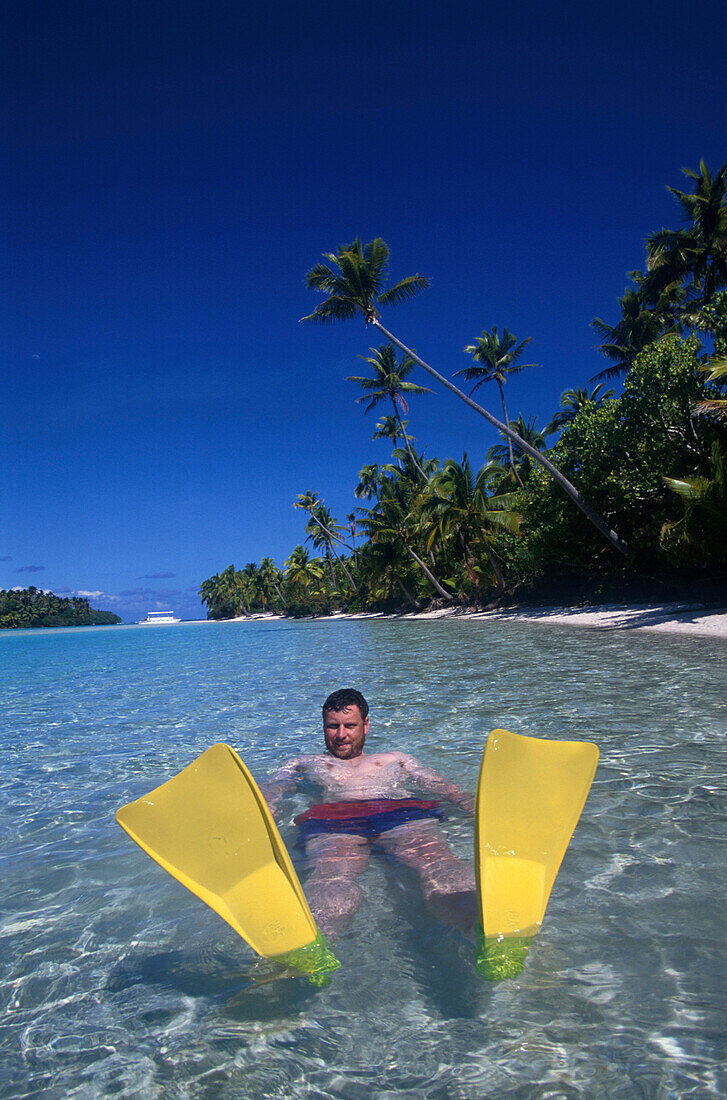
[
  {"xmin": 300, "ymin": 296, "xmax": 358, "ymax": 324},
  {"xmin": 663, "ymin": 475, "xmax": 710, "ymax": 501},
  {"xmin": 358, "ymin": 392, "xmax": 387, "ymax": 412},
  {"xmin": 589, "ymin": 361, "xmax": 629, "ymax": 383},
  {"xmin": 398, "ymin": 379, "xmax": 432, "ymax": 395},
  {"xmin": 694, "ymin": 398, "xmax": 727, "ymax": 418},
  {"xmin": 304, "ymin": 262, "xmax": 339, "ymax": 292},
  {"xmin": 590, "ymin": 315, "xmax": 615, "ymax": 341},
  {"xmin": 346, "ymin": 374, "xmax": 385, "ymax": 390},
  {"xmin": 702, "ymin": 355, "xmax": 727, "ymax": 381},
  {"xmin": 378, "ymin": 274, "xmax": 430, "ymax": 307}
]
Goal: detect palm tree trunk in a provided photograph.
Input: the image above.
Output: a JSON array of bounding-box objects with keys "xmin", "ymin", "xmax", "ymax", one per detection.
[
  {"xmin": 373, "ymin": 320, "xmax": 628, "ymax": 556},
  {"xmin": 405, "ymin": 544, "xmax": 453, "ymax": 600},
  {"xmin": 329, "ymin": 541, "xmax": 357, "ymax": 591},
  {"xmin": 308, "ymin": 511, "xmax": 355, "ymax": 554},
  {"xmin": 307, "ymin": 512, "xmax": 358, "ymax": 590},
  {"xmin": 497, "ymin": 381, "xmax": 526, "ymax": 490},
  {"xmin": 479, "ymin": 539, "xmax": 505, "ymax": 593},
  {"xmin": 272, "ymin": 580, "xmax": 287, "ymax": 608},
  {"xmin": 396, "ymin": 578, "xmax": 421, "ymax": 609},
  {"xmin": 391, "ymin": 397, "xmax": 426, "ymax": 479},
  {"xmin": 457, "ymin": 529, "xmax": 488, "ymax": 592}
]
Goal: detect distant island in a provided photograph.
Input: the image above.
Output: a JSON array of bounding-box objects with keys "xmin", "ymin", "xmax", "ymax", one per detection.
[{"xmin": 0, "ymin": 587, "xmax": 122, "ymax": 629}]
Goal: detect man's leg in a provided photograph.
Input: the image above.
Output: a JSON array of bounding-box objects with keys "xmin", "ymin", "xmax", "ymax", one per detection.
[
  {"xmin": 302, "ymin": 832, "xmax": 371, "ymax": 936},
  {"xmin": 376, "ymin": 821, "xmax": 477, "ymax": 932}
]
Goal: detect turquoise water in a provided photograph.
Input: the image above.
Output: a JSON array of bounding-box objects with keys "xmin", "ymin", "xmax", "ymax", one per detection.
[{"xmin": 1, "ymin": 617, "xmax": 726, "ymax": 1098}]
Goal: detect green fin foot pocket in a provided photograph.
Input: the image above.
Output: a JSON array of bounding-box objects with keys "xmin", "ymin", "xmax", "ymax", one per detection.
[
  {"xmin": 272, "ymin": 931, "xmax": 341, "ymax": 987},
  {"xmin": 475, "ymin": 926, "xmax": 531, "ymax": 980}
]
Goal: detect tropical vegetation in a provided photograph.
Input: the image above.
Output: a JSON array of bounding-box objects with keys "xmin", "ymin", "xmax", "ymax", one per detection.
[
  {"xmin": 200, "ymin": 162, "xmax": 727, "ymax": 619},
  {"xmin": 0, "ymin": 587, "xmax": 122, "ymax": 629}
]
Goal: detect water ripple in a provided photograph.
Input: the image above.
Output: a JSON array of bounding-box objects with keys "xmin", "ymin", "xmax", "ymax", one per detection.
[{"xmin": 1, "ymin": 619, "xmax": 725, "ymax": 1097}]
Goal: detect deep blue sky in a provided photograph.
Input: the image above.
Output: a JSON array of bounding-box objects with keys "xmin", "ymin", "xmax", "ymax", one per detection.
[{"xmin": 4, "ymin": 0, "xmax": 726, "ymax": 621}]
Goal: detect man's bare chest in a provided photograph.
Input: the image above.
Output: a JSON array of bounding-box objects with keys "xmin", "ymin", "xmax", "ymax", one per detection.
[{"xmin": 304, "ymin": 755, "xmax": 407, "ymax": 796}]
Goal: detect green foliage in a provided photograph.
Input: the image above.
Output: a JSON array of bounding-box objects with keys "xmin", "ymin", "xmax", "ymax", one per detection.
[
  {"xmin": 662, "ymin": 441, "xmax": 727, "ymax": 564},
  {"xmin": 520, "ymin": 335, "xmax": 726, "ymax": 576},
  {"xmin": 545, "ymin": 385, "xmax": 615, "ymax": 435},
  {"xmin": 0, "ymin": 588, "xmax": 121, "ymax": 629},
  {"xmin": 202, "ymin": 322, "xmax": 726, "ymax": 615},
  {"xmin": 202, "ymin": 163, "xmax": 727, "ymax": 611}
]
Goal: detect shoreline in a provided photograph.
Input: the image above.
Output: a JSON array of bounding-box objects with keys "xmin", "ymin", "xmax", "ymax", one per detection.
[{"xmin": 219, "ymin": 601, "xmax": 727, "ymax": 640}]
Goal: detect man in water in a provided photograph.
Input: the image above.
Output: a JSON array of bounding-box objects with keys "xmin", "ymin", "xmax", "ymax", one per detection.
[{"xmin": 262, "ymin": 688, "xmax": 476, "ymax": 936}]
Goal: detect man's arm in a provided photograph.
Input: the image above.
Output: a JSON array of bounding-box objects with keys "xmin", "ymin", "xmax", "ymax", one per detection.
[
  {"xmin": 259, "ymin": 757, "xmax": 305, "ymax": 815},
  {"xmin": 398, "ymin": 753, "xmax": 475, "ymax": 814}
]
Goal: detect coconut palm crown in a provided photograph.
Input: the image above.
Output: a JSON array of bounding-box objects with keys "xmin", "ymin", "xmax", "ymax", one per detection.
[
  {"xmin": 301, "ymin": 238, "xmax": 430, "ymax": 325},
  {"xmin": 455, "ymin": 327, "xmax": 539, "ymax": 487},
  {"xmin": 591, "ymin": 283, "xmax": 678, "ymax": 381},
  {"xmin": 348, "ymin": 343, "xmax": 431, "ymax": 476},
  {"xmin": 545, "ymin": 384, "xmax": 615, "ymax": 435},
  {"xmin": 347, "ymin": 343, "xmax": 431, "ymax": 415},
  {"xmin": 457, "ymin": 327, "xmax": 538, "ymax": 395},
  {"xmin": 642, "ymin": 160, "xmax": 727, "ymax": 309},
  {"xmin": 373, "ymin": 415, "xmax": 412, "ymax": 443}
]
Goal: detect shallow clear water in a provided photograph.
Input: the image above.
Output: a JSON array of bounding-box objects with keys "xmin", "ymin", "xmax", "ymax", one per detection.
[{"xmin": 1, "ymin": 617, "xmax": 725, "ymax": 1099}]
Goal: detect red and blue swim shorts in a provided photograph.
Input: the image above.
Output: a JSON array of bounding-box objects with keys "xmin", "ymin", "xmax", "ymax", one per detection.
[{"xmin": 294, "ymin": 797, "xmax": 445, "ymax": 840}]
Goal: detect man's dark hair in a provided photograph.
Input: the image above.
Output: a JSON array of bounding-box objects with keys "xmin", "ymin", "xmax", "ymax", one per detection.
[{"xmin": 322, "ymin": 688, "xmax": 369, "ymax": 719}]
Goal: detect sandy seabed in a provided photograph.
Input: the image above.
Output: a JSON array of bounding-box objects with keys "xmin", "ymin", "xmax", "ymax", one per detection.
[{"xmin": 226, "ymin": 602, "xmax": 727, "ymax": 640}]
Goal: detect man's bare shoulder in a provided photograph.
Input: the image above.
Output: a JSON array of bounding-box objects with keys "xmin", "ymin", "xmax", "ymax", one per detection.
[{"xmin": 281, "ymin": 753, "xmax": 322, "ymax": 769}]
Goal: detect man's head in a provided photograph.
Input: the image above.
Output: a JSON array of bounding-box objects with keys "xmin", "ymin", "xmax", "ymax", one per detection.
[{"xmin": 322, "ymin": 688, "xmax": 369, "ymax": 760}]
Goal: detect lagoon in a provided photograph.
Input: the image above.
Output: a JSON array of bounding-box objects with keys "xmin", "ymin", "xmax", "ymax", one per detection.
[{"xmin": 1, "ymin": 618, "xmax": 726, "ymax": 1097}]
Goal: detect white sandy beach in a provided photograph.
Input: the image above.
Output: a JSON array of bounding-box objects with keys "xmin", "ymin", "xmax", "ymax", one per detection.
[
  {"xmin": 225, "ymin": 603, "xmax": 727, "ymax": 640},
  {"xmin": 453, "ymin": 602, "xmax": 727, "ymax": 639}
]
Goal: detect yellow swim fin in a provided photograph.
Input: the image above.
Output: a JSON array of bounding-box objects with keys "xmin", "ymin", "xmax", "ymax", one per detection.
[
  {"xmin": 116, "ymin": 743, "xmax": 340, "ymax": 985},
  {"xmin": 474, "ymin": 728, "xmax": 598, "ymax": 980}
]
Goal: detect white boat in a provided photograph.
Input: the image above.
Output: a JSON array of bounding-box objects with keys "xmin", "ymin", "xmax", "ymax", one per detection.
[{"xmin": 137, "ymin": 610, "xmax": 181, "ymax": 625}]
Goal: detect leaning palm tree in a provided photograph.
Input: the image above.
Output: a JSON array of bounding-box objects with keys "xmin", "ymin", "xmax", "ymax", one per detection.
[
  {"xmin": 302, "ymin": 237, "xmax": 627, "ymax": 555},
  {"xmin": 382, "ymin": 445, "xmax": 439, "ymax": 488},
  {"xmin": 345, "ymin": 512, "xmax": 359, "ymax": 566},
  {"xmin": 455, "ymin": 327, "xmax": 538, "ymax": 488},
  {"xmin": 293, "ymin": 491, "xmax": 357, "ymax": 591},
  {"xmin": 293, "ymin": 490, "xmax": 353, "ymax": 549},
  {"xmin": 305, "ymin": 504, "xmax": 345, "ymax": 588},
  {"xmin": 347, "ymin": 343, "xmax": 430, "ymax": 475}
]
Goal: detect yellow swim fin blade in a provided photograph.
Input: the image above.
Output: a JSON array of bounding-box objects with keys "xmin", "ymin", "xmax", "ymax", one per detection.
[
  {"xmin": 115, "ymin": 744, "xmax": 340, "ymax": 985},
  {"xmin": 474, "ymin": 728, "xmax": 598, "ymax": 980}
]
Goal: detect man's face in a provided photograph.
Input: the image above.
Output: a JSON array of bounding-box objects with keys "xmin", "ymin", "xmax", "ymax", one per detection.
[{"xmin": 323, "ymin": 705, "xmax": 369, "ymax": 759}]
